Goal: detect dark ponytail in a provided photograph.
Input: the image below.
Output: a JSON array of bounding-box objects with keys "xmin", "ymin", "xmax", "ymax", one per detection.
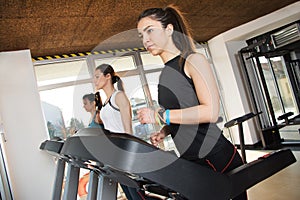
[
  {"xmin": 165, "ymin": 6, "xmax": 195, "ymax": 60},
  {"xmin": 94, "ymin": 91, "xmax": 102, "ymax": 111},
  {"xmin": 95, "ymin": 64, "xmax": 124, "ymax": 91},
  {"xmin": 112, "ymin": 75, "xmax": 124, "ymax": 91},
  {"xmin": 138, "ymin": 4, "xmax": 195, "ymax": 62},
  {"xmin": 112, "ymin": 75, "xmax": 120, "ymax": 84}
]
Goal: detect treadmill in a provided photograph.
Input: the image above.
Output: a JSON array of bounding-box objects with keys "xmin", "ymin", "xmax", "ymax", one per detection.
[{"xmin": 40, "ymin": 128, "xmax": 296, "ymax": 200}]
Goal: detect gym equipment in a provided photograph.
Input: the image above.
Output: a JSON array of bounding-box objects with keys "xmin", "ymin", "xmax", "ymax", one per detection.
[
  {"xmin": 40, "ymin": 128, "xmax": 296, "ymax": 200},
  {"xmin": 224, "ymin": 112, "xmax": 262, "ymax": 163},
  {"xmin": 277, "ymin": 112, "xmax": 300, "ymax": 145}
]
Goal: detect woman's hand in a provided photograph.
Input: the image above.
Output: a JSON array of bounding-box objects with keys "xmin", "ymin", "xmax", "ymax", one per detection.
[
  {"xmin": 150, "ymin": 131, "xmax": 166, "ymax": 146},
  {"xmin": 137, "ymin": 107, "xmax": 156, "ymax": 124}
]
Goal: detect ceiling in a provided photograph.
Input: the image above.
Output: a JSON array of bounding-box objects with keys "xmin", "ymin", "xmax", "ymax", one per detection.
[{"xmin": 0, "ymin": 0, "xmax": 298, "ymax": 58}]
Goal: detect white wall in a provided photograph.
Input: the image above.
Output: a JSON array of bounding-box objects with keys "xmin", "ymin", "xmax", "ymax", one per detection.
[
  {"xmin": 208, "ymin": 2, "xmax": 300, "ymax": 145},
  {"xmin": 0, "ymin": 50, "xmax": 56, "ymax": 199}
]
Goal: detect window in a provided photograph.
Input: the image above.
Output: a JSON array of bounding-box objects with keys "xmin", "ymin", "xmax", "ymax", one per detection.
[
  {"xmin": 35, "ymin": 58, "xmax": 93, "ymax": 139},
  {"xmin": 35, "ymin": 59, "xmax": 90, "ymax": 87},
  {"xmin": 34, "ymin": 46, "xmax": 229, "ymax": 146},
  {"xmin": 140, "ymin": 52, "xmax": 164, "ymax": 70},
  {"xmin": 94, "ymin": 55, "xmax": 137, "ymax": 71}
]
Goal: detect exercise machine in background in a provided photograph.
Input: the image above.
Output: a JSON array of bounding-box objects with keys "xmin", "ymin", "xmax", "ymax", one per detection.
[{"xmin": 238, "ymin": 20, "xmax": 300, "ymax": 149}]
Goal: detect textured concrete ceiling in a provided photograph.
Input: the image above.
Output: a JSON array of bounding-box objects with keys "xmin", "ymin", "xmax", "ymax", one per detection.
[{"xmin": 0, "ymin": 0, "xmax": 298, "ymax": 57}]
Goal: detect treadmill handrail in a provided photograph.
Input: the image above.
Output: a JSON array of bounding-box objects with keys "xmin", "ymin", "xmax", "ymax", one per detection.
[{"xmin": 224, "ymin": 112, "xmax": 262, "ymax": 128}]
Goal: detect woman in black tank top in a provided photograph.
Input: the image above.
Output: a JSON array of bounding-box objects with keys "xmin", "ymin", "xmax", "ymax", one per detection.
[{"xmin": 137, "ymin": 5, "xmax": 247, "ymax": 200}]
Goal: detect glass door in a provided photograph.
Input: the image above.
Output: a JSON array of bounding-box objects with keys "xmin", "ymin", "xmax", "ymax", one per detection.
[
  {"xmin": 259, "ymin": 56, "xmax": 298, "ymax": 119},
  {"xmin": 286, "ymin": 58, "xmax": 300, "ymax": 110}
]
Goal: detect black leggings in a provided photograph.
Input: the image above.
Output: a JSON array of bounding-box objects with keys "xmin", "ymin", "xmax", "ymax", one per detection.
[{"xmin": 193, "ymin": 143, "xmax": 248, "ymax": 200}]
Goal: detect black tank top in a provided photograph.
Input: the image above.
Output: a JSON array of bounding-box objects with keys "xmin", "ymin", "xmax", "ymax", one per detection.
[{"xmin": 158, "ymin": 55, "xmax": 228, "ymax": 160}]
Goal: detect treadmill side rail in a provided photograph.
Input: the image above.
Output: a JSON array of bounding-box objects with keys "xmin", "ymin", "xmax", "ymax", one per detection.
[{"xmin": 228, "ymin": 149, "xmax": 296, "ymax": 198}]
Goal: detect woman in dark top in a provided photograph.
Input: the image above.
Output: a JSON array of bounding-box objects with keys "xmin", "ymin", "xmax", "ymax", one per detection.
[{"xmin": 137, "ymin": 5, "xmax": 247, "ymax": 200}]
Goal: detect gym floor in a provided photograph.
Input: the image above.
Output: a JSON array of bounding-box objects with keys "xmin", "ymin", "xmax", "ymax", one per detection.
[
  {"xmin": 244, "ymin": 125, "xmax": 300, "ymax": 200},
  {"xmin": 245, "ymin": 149, "xmax": 299, "ymax": 200}
]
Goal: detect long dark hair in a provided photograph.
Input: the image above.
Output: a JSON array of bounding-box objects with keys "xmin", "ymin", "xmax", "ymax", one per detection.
[
  {"xmin": 83, "ymin": 92, "xmax": 102, "ymax": 111},
  {"xmin": 95, "ymin": 63, "xmax": 124, "ymax": 91},
  {"xmin": 138, "ymin": 4, "xmax": 195, "ymax": 61}
]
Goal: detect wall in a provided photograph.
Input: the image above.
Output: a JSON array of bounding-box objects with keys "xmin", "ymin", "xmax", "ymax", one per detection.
[
  {"xmin": 0, "ymin": 50, "xmax": 56, "ymax": 199},
  {"xmin": 208, "ymin": 2, "xmax": 300, "ymax": 145}
]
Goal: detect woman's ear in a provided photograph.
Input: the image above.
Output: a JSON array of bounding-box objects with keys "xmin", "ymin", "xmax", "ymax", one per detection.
[
  {"xmin": 166, "ymin": 24, "xmax": 174, "ymax": 36},
  {"xmin": 105, "ymin": 73, "xmax": 111, "ymax": 80}
]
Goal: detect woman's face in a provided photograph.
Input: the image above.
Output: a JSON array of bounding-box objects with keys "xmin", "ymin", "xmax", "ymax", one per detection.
[
  {"xmin": 137, "ymin": 17, "xmax": 170, "ymax": 56},
  {"xmin": 93, "ymin": 69, "xmax": 109, "ymax": 90},
  {"xmin": 83, "ymin": 98, "xmax": 94, "ymax": 112}
]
